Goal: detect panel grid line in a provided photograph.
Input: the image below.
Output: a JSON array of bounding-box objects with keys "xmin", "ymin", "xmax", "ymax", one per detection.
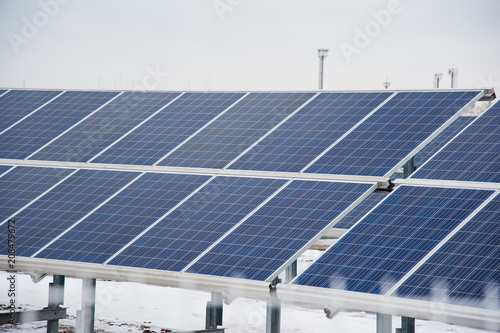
[
  {"xmin": 153, "ymin": 93, "xmax": 250, "ymax": 166},
  {"xmin": 25, "ymin": 92, "xmax": 125, "ymax": 160},
  {"xmin": 300, "ymin": 92, "xmax": 397, "ymax": 173},
  {"xmin": 0, "ymin": 91, "xmax": 66, "ymax": 136},
  {"xmin": 87, "ymin": 92, "xmax": 185, "ymax": 163},
  {"xmin": 31, "ymin": 171, "xmax": 146, "ymax": 258},
  {"xmin": 222, "ymin": 92, "xmax": 320, "ymax": 170},
  {"xmin": 385, "ymin": 189, "xmax": 500, "ymax": 296},
  {"xmin": 0, "ymin": 168, "xmax": 79, "ymax": 227}
]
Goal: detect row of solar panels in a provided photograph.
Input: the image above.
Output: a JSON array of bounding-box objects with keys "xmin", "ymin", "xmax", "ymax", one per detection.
[
  {"xmin": 0, "ymin": 89, "xmax": 483, "ymax": 178},
  {"xmin": 0, "ymin": 165, "xmax": 376, "ymax": 281}
]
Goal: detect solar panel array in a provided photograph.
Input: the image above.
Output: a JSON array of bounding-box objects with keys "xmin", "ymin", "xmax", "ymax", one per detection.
[{"xmin": 1, "ymin": 88, "xmax": 497, "ymax": 316}]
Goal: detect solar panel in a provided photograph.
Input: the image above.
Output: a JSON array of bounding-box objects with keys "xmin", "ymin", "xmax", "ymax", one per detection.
[
  {"xmin": 108, "ymin": 176, "xmax": 287, "ymax": 271},
  {"xmin": 29, "ymin": 92, "xmax": 181, "ymax": 162},
  {"xmin": 396, "ymin": 193, "xmax": 500, "ymax": 308},
  {"xmin": 228, "ymin": 92, "xmax": 391, "ymax": 172},
  {"xmin": 413, "ymin": 116, "xmax": 475, "ymax": 167},
  {"xmin": 412, "ymin": 102, "xmax": 500, "ymax": 182},
  {"xmin": 158, "ymin": 92, "xmax": 315, "ymax": 169},
  {"xmin": 92, "ymin": 92, "xmax": 244, "ymax": 165},
  {"xmin": 0, "ymin": 169, "xmax": 140, "ymax": 257},
  {"xmin": 335, "ymin": 191, "xmax": 387, "ymax": 229},
  {"xmin": 0, "ymin": 166, "xmax": 75, "ymax": 222},
  {"xmin": 0, "ymin": 91, "xmax": 118, "ymax": 159},
  {"xmin": 35, "ymin": 173, "xmax": 211, "ymax": 263},
  {"xmin": 0, "ymin": 90, "xmax": 63, "ymax": 133},
  {"xmin": 305, "ymin": 91, "xmax": 481, "ymax": 176},
  {"xmin": 187, "ymin": 181, "xmax": 374, "ymax": 281},
  {"xmin": 294, "ymin": 186, "xmax": 493, "ymax": 293}
]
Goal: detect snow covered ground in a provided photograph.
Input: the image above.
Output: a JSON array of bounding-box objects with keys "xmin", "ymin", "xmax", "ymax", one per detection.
[{"xmin": 0, "ymin": 250, "xmax": 496, "ymax": 333}]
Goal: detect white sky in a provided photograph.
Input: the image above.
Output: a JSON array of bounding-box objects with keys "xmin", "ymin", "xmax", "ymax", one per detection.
[{"xmin": 0, "ymin": 0, "xmax": 499, "ymax": 91}]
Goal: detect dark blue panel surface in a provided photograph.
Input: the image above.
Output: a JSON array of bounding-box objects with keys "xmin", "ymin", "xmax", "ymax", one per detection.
[
  {"xmin": 36, "ymin": 173, "xmax": 210, "ymax": 263},
  {"xmin": 335, "ymin": 191, "xmax": 387, "ymax": 229},
  {"xmin": 0, "ymin": 91, "xmax": 118, "ymax": 159},
  {"xmin": 294, "ymin": 186, "xmax": 493, "ymax": 293},
  {"xmin": 229, "ymin": 92, "xmax": 390, "ymax": 172},
  {"xmin": 397, "ymin": 194, "xmax": 500, "ymax": 308},
  {"xmin": 0, "ymin": 90, "xmax": 62, "ymax": 132},
  {"xmin": 159, "ymin": 92, "xmax": 315, "ymax": 169},
  {"xmin": 306, "ymin": 91, "xmax": 481, "ymax": 176},
  {"xmin": 413, "ymin": 116, "xmax": 474, "ymax": 167},
  {"xmin": 0, "ymin": 166, "xmax": 74, "ymax": 222},
  {"xmin": 93, "ymin": 92, "xmax": 244, "ymax": 165},
  {"xmin": 412, "ymin": 102, "xmax": 500, "ymax": 182},
  {"xmin": 30, "ymin": 92, "xmax": 180, "ymax": 162},
  {"xmin": 187, "ymin": 181, "xmax": 373, "ymax": 281},
  {"xmin": 109, "ymin": 176, "xmax": 286, "ymax": 271},
  {"xmin": 3, "ymin": 169, "xmax": 139, "ymax": 256}
]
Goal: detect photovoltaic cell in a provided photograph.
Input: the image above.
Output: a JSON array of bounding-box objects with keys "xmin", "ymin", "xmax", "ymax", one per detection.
[
  {"xmin": 412, "ymin": 102, "xmax": 500, "ymax": 182},
  {"xmin": 158, "ymin": 92, "xmax": 315, "ymax": 169},
  {"xmin": 36, "ymin": 173, "xmax": 210, "ymax": 263},
  {"xmin": 0, "ymin": 91, "xmax": 118, "ymax": 159},
  {"xmin": 2, "ymin": 169, "xmax": 139, "ymax": 257},
  {"xmin": 413, "ymin": 116, "xmax": 475, "ymax": 167},
  {"xmin": 30, "ymin": 92, "xmax": 181, "ymax": 162},
  {"xmin": 109, "ymin": 176, "xmax": 287, "ymax": 271},
  {"xmin": 93, "ymin": 92, "xmax": 244, "ymax": 165},
  {"xmin": 229, "ymin": 92, "xmax": 391, "ymax": 172},
  {"xmin": 0, "ymin": 166, "xmax": 74, "ymax": 222},
  {"xmin": 294, "ymin": 186, "xmax": 493, "ymax": 293},
  {"xmin": 0, "ymin": 90, "xmax": 63, "ymax": 132},
  {"xmin": 187, "ymin": 181, "xmax": 373, "ymax": 281},
  {"xmin": 305, "ymin": 91, "xmax": 481, "ymax": 176},
  {"xmin": 396, "ymin": 194, "xmax": 500, "ymax": 308},
  {"xmin": 335, "ymin": 191, "xmax": 387, "ymax": 229}
]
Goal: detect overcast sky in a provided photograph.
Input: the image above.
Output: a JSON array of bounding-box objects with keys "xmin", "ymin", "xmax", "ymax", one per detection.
[{"xmin": 1, "ymin": 0, "xmax": 499, "ymax": 92}]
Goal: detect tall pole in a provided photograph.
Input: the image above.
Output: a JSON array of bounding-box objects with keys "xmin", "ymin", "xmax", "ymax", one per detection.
[
  {"xmin": 318, "ymin": 49, "xmax": 328, "ymax": 90},
  {"xmin": 448, "ymin": 68, "xmax": 457, "ymax": 88},
  {"xmin": 434, "ymin": 73, "xmax": 442, "ymax": 88}
]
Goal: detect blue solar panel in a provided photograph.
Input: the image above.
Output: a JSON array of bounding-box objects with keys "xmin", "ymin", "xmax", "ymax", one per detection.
[
  {"xmin": 29, "ymin": 92, "xmax": 181, "ymax": 162},
  {"xmin": 294, "ymin": 186, "xmax": 493, "ymax": 293},
  {"xmin": 396, "ymin": 194, "xmax": 500, "ymax": 308},
  {"xmin": 36, "ymin": 173, "xmax": 210, "ymax": 263},
  {"xmin": 0, "ymin": 166, "xmax": 75, "ymax": 222},
  {"xmin": 2, "ymin": 169, "xmax": 139, "ymax": 257},
  {"xmin": 414, "ymin": 116, "xmax": 475, "ymax": 167},
  {"xmin": 158, "ymin": 92, "xmax": 315, "ymax": 169},
  {"xmin": 187, "ymin": 181, "xmax": 373, "ymax": 281},
  {"xmin": 305, "ymin": 91, "xmax": 481, "ymax": 176},
  {"xmin": 228, "ymin": 92, "xmax": 391, "ymax": 172},
  {"xmin": 412, "ymin": 102, "xmax": 500, "ymax": 182},
  {"xmin": 0, "ymin": 90, "xmax": 63, "ymax": 133},
  {"xmin": 335, "ymin": 191, "xmax": 387, "ymax": 229},
  {"xmin": 92, "ymin": 92, "xmax": 244, "ymax": 165},
  {"xmin": 108, "ymin": 176, "xmax": 287, "ymax": 271},
  {"xmin": 0, "ymin": 91, "xmax": 118, "ymax": 159}
]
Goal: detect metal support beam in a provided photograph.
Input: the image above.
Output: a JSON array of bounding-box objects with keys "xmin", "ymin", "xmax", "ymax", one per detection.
[
  {"xmin": 205, "ymin": 292, "xmax": 223, "ymax": 330},
  {"xmin": 401, "ymin": 316, "xmax": 415, "ymax": 333},
  {"xmin": 284, "ymin": 260, "xmax": 297, "ymax": 283},
  {"xmin": 266, "ymin": 285, "xmax": 281, "ymax": 333},
  {"xmin": 47, "ymin": 275, "xmax": 65, "ymax": 333},
  {"xmin": 76, "ymin": 278, "xmax": 96, "ymax": 333},
  {"xmin": 403, "ymin": 157, "xmax": 416, "ymax": 178},
  {"xmin": 376, "ymin": 313, "xmax": 392, "ymax": 333},
  {"xmin": 0, "ymin": 308, "xmax": 66, "ymax": 325}
]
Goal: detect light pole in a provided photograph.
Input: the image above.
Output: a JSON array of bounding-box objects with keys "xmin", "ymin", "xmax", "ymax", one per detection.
[
  {"xmin": 434, "ymin": 73, "xmax": 442, "ymax": 88},
  {"xmin": 448, "ymin": 68, "xmax": 457, "ymax": 88},
  {"xmin": 318, "ymin": 49, "xmax": 328, "ymax": 90}
]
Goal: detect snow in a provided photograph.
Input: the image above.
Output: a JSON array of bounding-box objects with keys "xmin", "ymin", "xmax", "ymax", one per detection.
[{"xmin": 0, "ymin": 251, "xmax": 496, "ymax": 333}]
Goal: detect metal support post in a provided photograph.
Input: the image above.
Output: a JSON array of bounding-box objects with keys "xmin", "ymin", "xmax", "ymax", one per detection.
[
  {"xmin": 205, "ymin": 292, "xmax": 223, "ymax": 330},
  {"xmin": 47, "ymin": 275, "xmax": 65, "ymax": 333},
  {"xmin": 376, "ymin": 313, "xmax": 391, "ymax": 333},
  {"xmin": 403, "ymin": 157, "xmax": 416, "ymax": 178},
  {"xmin": 284, "ymin": 260, "xmax": 297, "ymax": 283},
  {"xmin": 76, "ymin": 278, "xmax": 96, "ymax": 333},
  {"xmin": 266, "ymin": 285, "xmax": 281, "ymax": 333},
  {"xmin": 401, "ymin": 316, "xmax": 415, "ymax": 333}
]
